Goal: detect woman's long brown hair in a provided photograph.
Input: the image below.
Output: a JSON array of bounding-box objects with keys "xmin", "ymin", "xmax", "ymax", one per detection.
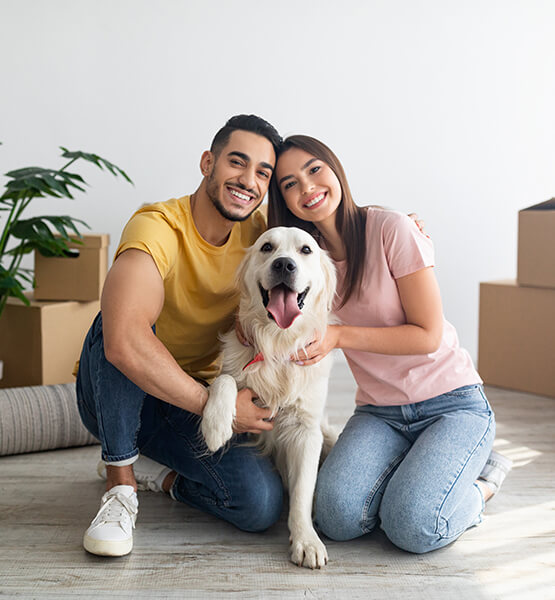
[{"xmin": 268, "ymin": 135, "xmax": 367, "ymax": 308}]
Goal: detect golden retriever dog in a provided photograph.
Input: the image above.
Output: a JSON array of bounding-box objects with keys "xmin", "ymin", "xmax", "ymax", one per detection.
[{"xmin": 201, "ymin": 226, "xmax": 337, "ymax": 569}]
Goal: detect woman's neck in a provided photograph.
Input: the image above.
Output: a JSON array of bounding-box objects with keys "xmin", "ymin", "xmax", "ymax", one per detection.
[{"xmin": 315, "ymin": 219, "xmax": 346, "ymax": 261}]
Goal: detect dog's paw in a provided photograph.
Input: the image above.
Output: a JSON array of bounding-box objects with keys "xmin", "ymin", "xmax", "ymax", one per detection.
[
  {"xmin": 290, "ymin": 533, "xmax": 328, "ymax": 569},
  {"xmin": 201, "ymin": 375, "xmax": 236, "ymax": 452},
  {"xmin": 201, "ymin": 418, "xmax": 233, "ymax": 453}
]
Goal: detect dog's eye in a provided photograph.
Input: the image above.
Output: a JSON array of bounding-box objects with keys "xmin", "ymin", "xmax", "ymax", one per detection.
[
  {"xmin": 261, "ymin": 242, "xmax": 273, "ymax": 253},
  {"xmin": 300, "ymin": 245, "xmax": 312, "ymax": 255}
]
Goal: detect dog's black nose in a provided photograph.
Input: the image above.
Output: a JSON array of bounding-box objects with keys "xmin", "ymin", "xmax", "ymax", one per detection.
[{"xmin": 272, "ymin": 257, "xmax": 297, "ymax": 275}]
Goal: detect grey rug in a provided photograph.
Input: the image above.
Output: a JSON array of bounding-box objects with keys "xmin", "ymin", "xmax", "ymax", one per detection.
[{"xmin": 0, "ymin": 383, "xmax": 98, "ymax": 456}]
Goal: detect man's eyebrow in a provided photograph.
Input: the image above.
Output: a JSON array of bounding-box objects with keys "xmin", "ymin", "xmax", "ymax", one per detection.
[
  {"xmin": 278, "ymin": 158, "xmax": 318, "ymax": 186},
  {"xmin": 227, "ymin": 151, "xmax": 274, "ymax": 172},
  {"xmin": 227, "ymin": 151, "xmax": 249, "ymax": 162}
]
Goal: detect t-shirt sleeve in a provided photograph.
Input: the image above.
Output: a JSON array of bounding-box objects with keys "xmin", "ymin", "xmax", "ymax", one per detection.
[
  {"xmin": 115, "ymin": 209, "xmax": 179, "ymax": 280},
  {"xmin": 381, "ymin": 211, "xmax": 435, "ymax": 279}
]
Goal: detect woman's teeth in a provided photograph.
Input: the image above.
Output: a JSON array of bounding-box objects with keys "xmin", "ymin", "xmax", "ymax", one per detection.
[{"xmin": 305, "ymin": 193, "xmax": 325, "ymax": 208}]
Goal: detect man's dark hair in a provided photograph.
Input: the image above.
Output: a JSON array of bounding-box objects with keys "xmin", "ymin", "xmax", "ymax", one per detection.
[{"xmin": 210, "ymin": 114, "xmax": 282, "ymax": 157}]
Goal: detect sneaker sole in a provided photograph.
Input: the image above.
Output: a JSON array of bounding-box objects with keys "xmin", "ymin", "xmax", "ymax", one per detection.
[{"xmin": 83, "ymin": 534, "xmax": 133, "ymax": 557}]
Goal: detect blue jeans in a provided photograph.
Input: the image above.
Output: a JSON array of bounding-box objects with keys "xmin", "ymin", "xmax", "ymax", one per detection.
[
  {"xmin": 314, "ymin": 384, "xmax": 495, "ymax": 553},
  {"xmin": 76, "ymin": 312, "xmax": 283, "ymax": 532}
]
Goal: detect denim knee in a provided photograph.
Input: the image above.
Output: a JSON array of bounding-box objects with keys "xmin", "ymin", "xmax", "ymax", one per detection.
[
  {"xmin": 232, "ymin": 471, "xmax": 284, "ymax": 533},
  {"xmin": 379, "ymin": 495, "xmax": 440, "ymax": 554},
  {"xmin": 314, "ymin": 470, "xmax": 377, "ymax": 541}
]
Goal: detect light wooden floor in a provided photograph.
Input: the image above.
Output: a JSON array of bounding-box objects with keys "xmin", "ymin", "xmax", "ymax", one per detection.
[{"xmin": 1, "ymin": 356, "xmax": 554, "ymax": 600}]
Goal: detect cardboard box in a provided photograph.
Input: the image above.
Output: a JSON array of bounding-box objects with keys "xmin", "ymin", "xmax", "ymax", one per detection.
[
  {"xmin": 0, "ymin": 296, "xmax": 99, "ymax": 388},
  {"xmin": 34, "ymin": 234, "xmax": 109, "ymax": 301},
  {"xmin": 478, "ymin": 280, "xmax": 555, "ymax": 398},
  {"xmin": 517, "ymin": 198, "xmax": 555, "ymax": 289}
]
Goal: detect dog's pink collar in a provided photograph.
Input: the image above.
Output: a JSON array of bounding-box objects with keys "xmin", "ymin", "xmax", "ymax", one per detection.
[{"xmin": 243, "ymin": 352, "xmax": 265, "ymax": 370}]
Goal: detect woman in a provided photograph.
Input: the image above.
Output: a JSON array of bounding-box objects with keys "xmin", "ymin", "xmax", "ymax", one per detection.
[{"xmin": 268, "ymin": 135, "xmax": 512, "ymax": 554}]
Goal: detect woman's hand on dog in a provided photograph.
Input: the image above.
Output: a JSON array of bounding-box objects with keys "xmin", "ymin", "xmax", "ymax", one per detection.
[
  {"xmin": 233, "ymin": 388, "xmax": 274, "ymax": 434},
  {"xmin": 292, "ymin": 326, "xmax": 341, "ymax": 366}
]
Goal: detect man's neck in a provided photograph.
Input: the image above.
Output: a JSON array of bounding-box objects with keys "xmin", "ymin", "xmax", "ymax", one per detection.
[{"xmin": 190, "ymin": 185, "xmax": 235, "ymax": 247}]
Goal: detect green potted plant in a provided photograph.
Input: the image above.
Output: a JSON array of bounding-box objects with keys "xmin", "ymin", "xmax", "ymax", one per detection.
[{"xmin": 0, "ymin": 145, "xmax": 132, "ymax": 380}]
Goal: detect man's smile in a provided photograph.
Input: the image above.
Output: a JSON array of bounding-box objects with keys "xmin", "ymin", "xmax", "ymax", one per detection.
[{"xmin": 227, "ymin": 185, "xmax": 257, "ymax": 205}]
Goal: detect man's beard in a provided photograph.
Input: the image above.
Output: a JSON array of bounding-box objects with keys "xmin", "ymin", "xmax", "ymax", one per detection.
[{"xmin": 205, "ymin": 173, "xmax": 259, "ymax": 222}]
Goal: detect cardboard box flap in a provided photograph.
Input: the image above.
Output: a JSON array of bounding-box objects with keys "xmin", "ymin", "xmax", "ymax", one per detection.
[
  {"xmin": 521, "ymin": 198, "xmax": 555, "ymax": 211},
  {"xmin": 6, "ymin": 294, "xmax": 52, "ymax": 309},
  {"xmin": 34, "ymin": 234, "xmax": 109, "ymax": 301},
  {"xmin": 66, "ymin": 233, "xmax": 110, "ymax": 249}
]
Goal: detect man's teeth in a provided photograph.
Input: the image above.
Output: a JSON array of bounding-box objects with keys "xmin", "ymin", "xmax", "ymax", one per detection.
[
  {"xmin": 229, "ymin": 188, "xmax": 252, "ymax": 202},
  {"xmin": 305, "ymin": 193, "xmax": 324, "ymax": 208}
]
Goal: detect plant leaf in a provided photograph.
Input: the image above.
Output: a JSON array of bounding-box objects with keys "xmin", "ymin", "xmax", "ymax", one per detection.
[
  {"xmin": 60, "ymin": 147, "xmax": 134, "ymax": 184},
  {"xmin": 4, "ymin": 166, "xmax": 52, "ymax": 178},
  {"xmin": 42, "ymin": 173, "xmax": 69, "ymax": 196},
  {"xmin": 0, "ymin": 266, "xmax": 31, "ymax": 305},
  {"xmin": 7, "ymin": 215, "xmax": 90, "ymax": 257},
  {"xmin": 3, "ymin": 168, "xmax": 70, "ymax": 199}
]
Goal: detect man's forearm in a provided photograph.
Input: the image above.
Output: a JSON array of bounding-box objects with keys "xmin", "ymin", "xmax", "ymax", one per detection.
[{"xmin": 104, "ymin": 326, "xmax": 209, "ymax": 415}]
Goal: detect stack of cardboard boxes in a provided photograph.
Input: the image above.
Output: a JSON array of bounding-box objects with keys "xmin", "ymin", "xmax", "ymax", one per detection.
[
  {"xmin": 0, "ymin": 234, "xmax": 109, "ymax": 388},
  {"xmin": 478, "ymin": 199, "xmax": 555, "ymax": 398}
]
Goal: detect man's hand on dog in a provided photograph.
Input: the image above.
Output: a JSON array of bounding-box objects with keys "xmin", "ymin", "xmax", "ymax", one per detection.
[
  {"xmin": 235, "ymin": 318, "xmax": 251, "ymax": 346},
  {"xmin": 409, "ymin": 212, "xmax": 430, "ymax": 238},
  {"xmin": 234, "ymin": 388, "xmax": 274, "ymax": 434}
]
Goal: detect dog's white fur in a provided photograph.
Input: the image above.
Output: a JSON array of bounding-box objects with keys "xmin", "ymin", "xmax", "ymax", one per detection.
[{"xmin": 201, "ymin": 226, "xmax": 337, "ymax": 569}]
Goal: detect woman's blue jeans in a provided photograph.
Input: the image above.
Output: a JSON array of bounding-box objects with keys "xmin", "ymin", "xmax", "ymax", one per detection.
[
  {"xmin": 76, "ymin": 312, "xmax": 283, "ymax": 533},
  {"xmin": 314, "ymin": 384, "xmax": 495, "ymax": 553}
]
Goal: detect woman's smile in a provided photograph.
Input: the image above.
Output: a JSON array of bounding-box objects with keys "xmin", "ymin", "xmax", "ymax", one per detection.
[
  {"xmin": 303, "ymin": 191, "xmax": 327, "ymax": 209},
  {"xmin": 276, "ymin": 147, "xmax": 342, "ymax": 226}
]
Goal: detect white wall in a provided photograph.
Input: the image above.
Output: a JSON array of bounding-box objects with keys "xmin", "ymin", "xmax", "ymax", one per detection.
[{"xmin": 1, "ymin": 0, "xmax": 554, "ymax": 362}]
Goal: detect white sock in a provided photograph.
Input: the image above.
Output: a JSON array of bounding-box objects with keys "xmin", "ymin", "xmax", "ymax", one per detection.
[
  {"xmin": 154, "ymin": 467, "xmax": 172, "ymax": 492},
  {"xmin": 478, "ymin": 451, "xmax": 513, "ymax": 496}
]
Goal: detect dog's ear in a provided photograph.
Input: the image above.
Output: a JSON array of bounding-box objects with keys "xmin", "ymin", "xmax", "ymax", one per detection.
[
  {"xmin": 320, "ymin": 251, "xmax": 338, "ymax": 312},
  {"xmin": 236, "ymin": 243, "xmax": 255, "ymax": 295}
]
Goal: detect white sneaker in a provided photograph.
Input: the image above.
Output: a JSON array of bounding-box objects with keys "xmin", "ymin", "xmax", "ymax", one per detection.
[
  {"xmin": 478, "ymin": 450, "xmax": 513, "ymax": 497},
  {"xmin": 97, "ymin": 455, "xmax": 172, "ymax": 493},
  {"xmin": 83, "ymin": 485, "xmax": 138, "ymax": 556}
]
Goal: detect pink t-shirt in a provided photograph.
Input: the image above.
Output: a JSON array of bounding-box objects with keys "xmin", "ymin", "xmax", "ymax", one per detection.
[{"xmin": 332, "ymin": 208, "xmax": 481, "ymax": 407}]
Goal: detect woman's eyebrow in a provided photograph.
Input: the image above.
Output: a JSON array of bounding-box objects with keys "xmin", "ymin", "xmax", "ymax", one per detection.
[{"xmin": 278, "ymin": 158, "xmax": 319, "ymax": 186}]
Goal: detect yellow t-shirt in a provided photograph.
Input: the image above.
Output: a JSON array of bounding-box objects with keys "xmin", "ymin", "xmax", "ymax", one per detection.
[{"xmin": 116, "ymin": 195, "xmax": 266, "ymax": 383}]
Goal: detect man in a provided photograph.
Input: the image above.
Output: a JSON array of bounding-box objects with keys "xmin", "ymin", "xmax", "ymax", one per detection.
[{"xmin": 77, "ymin": 115, "xmax": 284, "ymax": 557}]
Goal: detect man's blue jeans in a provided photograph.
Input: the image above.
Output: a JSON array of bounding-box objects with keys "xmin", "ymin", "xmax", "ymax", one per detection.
[
  {"xmin": 314, "ymin": 384, "xmax": 495, "ymax": 553},
  {"xmin": 76, "ymin": 312, "xmax": 283, "ymax": 533}
]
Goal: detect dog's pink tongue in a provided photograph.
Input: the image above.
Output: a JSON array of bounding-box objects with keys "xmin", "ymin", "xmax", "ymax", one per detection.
[{"xmin": 267, "ymin": 286, "xmax": 301, "ymax": 329}]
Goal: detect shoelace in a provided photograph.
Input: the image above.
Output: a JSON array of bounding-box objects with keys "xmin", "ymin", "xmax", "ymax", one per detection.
[
  {"xmin": 144, "ymin": 480, "xmax": 160, "ymax": 492},
  {"xmin": 134, "ymin": 469, "xmax": 163, "ymax": 492},
  {"xmin": 95, "ymin": 492, "xmax": 138, "ymax": 528}
]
